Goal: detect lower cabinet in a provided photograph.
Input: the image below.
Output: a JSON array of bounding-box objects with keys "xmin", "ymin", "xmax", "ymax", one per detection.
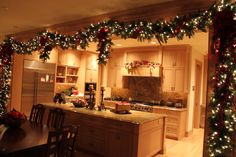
[
  {"xmin": 51, "ymin": 106, "xmax": 165, "ymax": 157},
  {"xmin": 107, "ymin": 131, "xmax": 133, "ymax": 157},
  {"xmin": 153, "ymin": 107, "xmax": 187, "ymax": 140}
]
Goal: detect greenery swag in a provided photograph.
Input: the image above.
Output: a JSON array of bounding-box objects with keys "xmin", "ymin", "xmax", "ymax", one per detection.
[{"xmin": 0, "ymin": 0, "xmax": 235, "ymax": 156}]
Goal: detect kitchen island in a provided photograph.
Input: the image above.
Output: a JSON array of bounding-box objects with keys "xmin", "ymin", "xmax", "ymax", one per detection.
[{"xmin": 43, "ymin": 103, "xmax": 166, "ymax": 157}]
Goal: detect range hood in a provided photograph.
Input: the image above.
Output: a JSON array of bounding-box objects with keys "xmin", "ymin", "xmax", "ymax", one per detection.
[{"xmin": 121, "ymin": 66, "xmax": 162, "ymax": 77}]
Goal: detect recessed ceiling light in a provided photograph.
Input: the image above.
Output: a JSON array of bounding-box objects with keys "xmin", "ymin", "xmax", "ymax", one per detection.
[{"xmin": 116, "ymin": 44, "xmax": 122, "ymax": 47}]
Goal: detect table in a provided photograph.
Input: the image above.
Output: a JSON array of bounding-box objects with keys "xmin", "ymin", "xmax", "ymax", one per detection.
[{"xmin": 0, "ymin": 121, "xmax": 50, "ymax": 157}]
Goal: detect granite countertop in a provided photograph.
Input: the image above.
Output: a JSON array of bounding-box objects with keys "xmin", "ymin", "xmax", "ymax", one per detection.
[
  {"xmin": 104, "ymin": 100, "xmax": 187, "ymax": 112},
  {"xmin": 43, "ymin": 103, "xmax": 166, "ymax": 125},
  {"xmin": 152, "ymin": 106, "xmax": 187, "ymax": 112}
]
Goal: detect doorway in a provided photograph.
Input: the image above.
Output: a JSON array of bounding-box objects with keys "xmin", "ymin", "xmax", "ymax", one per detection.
[{"xmin": 193, "ymin": 60, "xmax": 202, "ymax": 128}]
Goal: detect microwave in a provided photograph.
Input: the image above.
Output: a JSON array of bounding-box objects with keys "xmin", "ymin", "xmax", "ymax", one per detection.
[{"xmin": 85, "ymin": 82, "xmax": 97, "ymax": 92}]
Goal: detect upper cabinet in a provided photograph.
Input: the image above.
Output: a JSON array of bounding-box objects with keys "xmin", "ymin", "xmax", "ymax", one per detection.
[
  {"xmin": 162, "ymin": 45, "xmax": 188, "ymax": 67},
  {"xmin": 85, "ymin": 53, "xmax": 98, "ymax": 83},
  {"xmin": 162, "ymin": 45, "xmax": 191, "ymax": 92},
  {"xmin": 85, "ymin": 69, "xmax": 98, "ymax": 83},
  {"xmin": 58, "ymin": 49, "xmax": 81, "ymax": 67}
]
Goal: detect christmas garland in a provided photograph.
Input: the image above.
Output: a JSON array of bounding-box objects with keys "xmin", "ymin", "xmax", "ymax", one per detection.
[
  {"xmin": 0, "ymin": 0, "xmax": 235, "ymax": 156},
  {"xmin": 207, "ymin": 3, "xmax": 236, "ymax": 156}
]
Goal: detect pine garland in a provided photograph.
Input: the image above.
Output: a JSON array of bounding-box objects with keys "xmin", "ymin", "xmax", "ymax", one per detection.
[{"xmin": 0, "ymin": 0, "xmax": 235, "ymax": 156}]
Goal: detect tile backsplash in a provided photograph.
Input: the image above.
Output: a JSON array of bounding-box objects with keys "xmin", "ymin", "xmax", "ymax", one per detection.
[
  {"xmin": 110, "ymin": 76, "xmax": 188, "ymax": 104},
  {"xmin": 112, "ymin": 76, "xmax": 161, "ymax": 101}
]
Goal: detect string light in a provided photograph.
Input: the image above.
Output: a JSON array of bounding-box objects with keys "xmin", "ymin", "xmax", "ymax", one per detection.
[{"xmin": 0, "ymin": 1, "xmax": 235, "ymax": 156}]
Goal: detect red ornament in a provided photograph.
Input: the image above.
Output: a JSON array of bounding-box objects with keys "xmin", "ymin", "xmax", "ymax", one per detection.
[
  {"xmin": 97, "ymin": 28, "xmax": 109, "ymax": 40},
  {"xmin": 40, "ymin": 37, "xmax": 47, "ymax": 47}
]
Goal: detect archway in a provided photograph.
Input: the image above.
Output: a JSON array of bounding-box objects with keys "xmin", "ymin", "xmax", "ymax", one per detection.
[{"xmin": 0, "ymin": 0, "xmax": 235, "ymax": 156}]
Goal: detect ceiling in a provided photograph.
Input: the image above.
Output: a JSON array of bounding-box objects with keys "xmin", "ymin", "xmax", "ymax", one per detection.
[
  {"xmin": 0, "ymin": 0, "xmax": 214, "ymax": 37},
  {"xmin": 0, "ymin": 0, "xmax": 174, "ymax": 36}
]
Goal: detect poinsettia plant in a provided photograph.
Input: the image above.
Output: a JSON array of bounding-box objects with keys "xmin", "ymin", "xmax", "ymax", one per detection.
[
  {"xmin": 2, "ymin": 109, "xmax": 27, "ymax": 128},
  {"xmin": 124, "ymin": 60, "xmax": 160, "ymax": 70}
]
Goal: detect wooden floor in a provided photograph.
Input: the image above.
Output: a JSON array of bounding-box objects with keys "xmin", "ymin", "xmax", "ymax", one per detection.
[
  {"xmin": 75, "ymin": 128, "xmax": 204, "ymax": 157},
  {"xmin": 156, "ymin": 128, "xmax": 204, "ymax": 157}
]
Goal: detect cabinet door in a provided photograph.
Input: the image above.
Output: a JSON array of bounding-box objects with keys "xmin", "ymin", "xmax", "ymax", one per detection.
[
  {"xmin": 85, "ymin": 69, "xmax": 98, "ymax": 82},
  {"xmin": 67, "ymin": 51, "xmax": 80, "ymax": 67},
  {"xmin": 107, "ymin": 132, "xmax": 132, "ymax": 157},
  {"xmin": 162, "ymin": 68, "xmax": 175, "ymax": 91},
  {"xmin": 162, "ymin": 45, "xmax": 188, "ymax": 67},
  {"xmin": 162, "ymin": 49, "xmax": 176, "ymax": 67},
  {"xmin": 174, "ymin": 68, "xmax": 185, "ymax": 92},
  {"xmin": 175, "ymin": 51, "xmax": 187, "ymax": 67}
]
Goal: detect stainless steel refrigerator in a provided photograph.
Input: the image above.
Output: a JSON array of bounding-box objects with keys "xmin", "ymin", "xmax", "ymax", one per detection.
[{"xmin": 21, "ymin": 60, "xmax": 56, "ymax": 116}]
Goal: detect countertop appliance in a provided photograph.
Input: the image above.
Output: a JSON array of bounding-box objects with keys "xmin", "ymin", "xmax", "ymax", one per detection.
[{"xmin": 21, "ymin": 60, "xmax": 56, "ymax": 116}]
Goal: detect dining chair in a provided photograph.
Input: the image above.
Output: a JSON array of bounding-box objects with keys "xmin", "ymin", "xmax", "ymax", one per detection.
[
  {"xmin": 46, "ymin": 130, "xmax": 62, "ymax": 157},
  {"xmin": 47, "ymin": 108, "xmax": 65, "ymax": 129},
  {"xmin": 59, "ymin": 125, "xmax": 79, "ymax": 157},
  {"xmin": 29, "ymin": 104, "xmax": 45, "ymax": 124}
]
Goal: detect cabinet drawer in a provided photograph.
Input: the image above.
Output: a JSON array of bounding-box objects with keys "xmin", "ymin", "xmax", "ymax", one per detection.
[
  {"xmin": 106, "ymin": 120, "xmax": 134, "ymax": 133},
  {"xmin": 166, "ymin": 126, "xmax": 178, "ymax": 136},
  {"xmin": 166, "ymin": 116, "xmax": 179, "ymax": 124},
  {"xmin": 80, "ymin": 125, "xmax": 105, "ymax": 138},
  {"xmin": 79, "ymin": 135, "xmax": 106, "ymax": 156},
  {"xmin": 82, "ymin": 115, "xmax": 104, "ymax": 126}
]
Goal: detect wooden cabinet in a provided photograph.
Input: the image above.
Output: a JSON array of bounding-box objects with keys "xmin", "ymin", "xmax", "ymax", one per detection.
[
  {"xmin": 153, "ymin": 107, "xmax": 187, "ymax": 140},
  {"xmin": 56, "ymin": 65, "xmax": 79, "ymax": 84},
  {"xmin": 107, "ymin": 131, "xmax": 133, "ymax": 157},
  {"xmin": 162, "ymin": 45, "xmax": 190, "ymax": 92},
  {"xmin": 58, "ymin": 49, "xmax": 80, "ymax": 66},
  {"xmin": 163, "ymin": 67, "xmax": 185, "ymax": 92},
  {"xmin": 45, "ymin": 104, "xmax": 166, "ymax": 157},
  {"xmin": 79, "ymin": 124, "xmax": 106, "ymax": 156},
  {"xmin": 85, "ymin": 68, "xmax": 98, "ymax": 83}
]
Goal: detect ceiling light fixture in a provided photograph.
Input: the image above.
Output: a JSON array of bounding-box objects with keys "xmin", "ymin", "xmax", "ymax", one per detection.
[{"xmin": 116, "ymin": 44, "xmax": 122, "ymax": 47}]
